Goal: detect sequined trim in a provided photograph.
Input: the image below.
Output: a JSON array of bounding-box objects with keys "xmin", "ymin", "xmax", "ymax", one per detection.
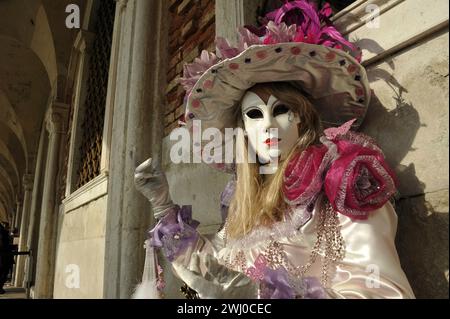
[{"xmin": 222, "ymin": 200, "xmax": 345, "ymax": 288}]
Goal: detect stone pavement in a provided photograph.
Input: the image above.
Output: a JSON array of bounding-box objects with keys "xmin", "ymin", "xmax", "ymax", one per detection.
[{"xmin": 0, "ymin": 284, "xmax": 27, "ymax": 299}]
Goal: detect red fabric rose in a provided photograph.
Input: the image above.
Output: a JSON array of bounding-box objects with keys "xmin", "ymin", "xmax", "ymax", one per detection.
[
  {"xmin": 324, "ymin": 139, "xmax": 397, "ymax": 219},
  {"xmin": 283, "ymin": 144, "xmax": 330, "ymax": 206}
]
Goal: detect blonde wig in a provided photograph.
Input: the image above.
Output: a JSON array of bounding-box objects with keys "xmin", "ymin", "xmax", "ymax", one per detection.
[{"xmin": 226, "ymin": 82, "xmax": 322, "ymax": 239}]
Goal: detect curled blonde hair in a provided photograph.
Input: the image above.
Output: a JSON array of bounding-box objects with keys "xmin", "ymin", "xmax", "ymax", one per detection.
[{"xmin": 226, "ymin": 82, "xmax": 322, "ymax": 239}]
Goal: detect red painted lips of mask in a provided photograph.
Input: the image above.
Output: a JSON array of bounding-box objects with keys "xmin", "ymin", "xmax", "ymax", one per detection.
[{"xmin": 264, "ymin": 138, "xmax": 281, "ymax": 146}]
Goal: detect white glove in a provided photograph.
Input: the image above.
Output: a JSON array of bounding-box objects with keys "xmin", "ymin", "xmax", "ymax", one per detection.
[
  {"xmin": 134, "ymin": 157, "xmax": 176, "ymax": 219},
  {"xmin": 172, "ymin": 254, "xmax": 257, "ymax": 299}
]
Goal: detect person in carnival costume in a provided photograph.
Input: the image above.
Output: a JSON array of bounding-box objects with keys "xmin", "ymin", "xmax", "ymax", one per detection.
[{"xmin": 133, "ymin": 0, "xmax": 415, "ymax": 299}]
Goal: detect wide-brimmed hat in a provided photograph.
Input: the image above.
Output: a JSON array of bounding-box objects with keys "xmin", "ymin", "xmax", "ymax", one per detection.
[{"xmin": 178, "ymin": 1, "xmax": 370, "ymax": 173}]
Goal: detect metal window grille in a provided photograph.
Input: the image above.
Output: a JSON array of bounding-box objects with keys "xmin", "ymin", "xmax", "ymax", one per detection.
[
  {"xmin": 76, "ymin": 0, "xmax": 115, "ymax": 189},
  {"xmin": 259, "ymin": 0, "xmax": 358, "ymax": 18}
]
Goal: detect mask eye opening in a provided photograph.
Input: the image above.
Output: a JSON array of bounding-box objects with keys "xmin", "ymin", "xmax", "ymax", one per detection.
[
  {"xmin": 245, "ymin": 109, "xmax": 264, "ymax": 119},
  {"xmin": 273, "ymin": 104, "xmax": 290, "ymax": 117}
]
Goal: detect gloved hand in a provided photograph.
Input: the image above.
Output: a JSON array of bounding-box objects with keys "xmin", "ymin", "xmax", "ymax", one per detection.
[
  {"xmin": 172, "ymin": 253, "xmax": 257, "ymax": 299},
  {"xmin": 134, "ymin": 157, "xmax": 176, "ymax": 219}
]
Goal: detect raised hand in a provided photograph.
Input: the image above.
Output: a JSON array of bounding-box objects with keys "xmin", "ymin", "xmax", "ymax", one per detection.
[{"xmin": 134, "ymin": 157, "xmax": 176, "ymax": 219}]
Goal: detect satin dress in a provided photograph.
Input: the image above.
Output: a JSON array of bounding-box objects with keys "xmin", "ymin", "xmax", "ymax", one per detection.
[{"xmin": 163, "ymin": 192, "xmax": 414, "ymax": 299}]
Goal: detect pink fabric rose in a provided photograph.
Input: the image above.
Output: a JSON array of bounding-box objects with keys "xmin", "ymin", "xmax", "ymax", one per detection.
[
  {"xmin": 283, "ymin": 144, "xmax": 331, "ymax": 206},
  {"xmin": 324, "ymin": 139, "xmax": 397, "ymax": 219}
]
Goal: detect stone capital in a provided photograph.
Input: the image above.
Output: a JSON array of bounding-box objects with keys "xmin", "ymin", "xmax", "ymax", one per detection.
[
  {"xmin": 22, "ymin": 174, "xmax": 34, "ymax": 192},
  {"xmin": 115, "ymin": 0, "xmax": 129, "ymax": 10},
  {"xmin": 74, "ymin": 29, "xmax": 96, "ymax": 54},
  {"xmin": 45, "ymin": 103, "xmax": 69, "ymax": 134}
]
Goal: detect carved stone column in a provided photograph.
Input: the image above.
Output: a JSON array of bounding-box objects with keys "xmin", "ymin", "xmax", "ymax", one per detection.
[
  {"xmin": 103, "ymin": 0, "xmax": 168, "ymax": 298},
  {"xmin": 215, "ymin": 0, "xmax": 264, "ymax": 45},
  {"xmin": 24, "ymin": 124, "xmax": 47, "ymax": 290},
  {"xmin": 33, "ymin": 103, "xmax": 68, "ymax": 298},
  {"xmin": 10, "ymin": 199, "xmax": 22, "ymax": 281},
  {"xmin": 14, "ymin": 174, "xmax": 34, "ymax": 287},
  {"xmin": 13, "ymin": 199, "xmax": 22, "ymax": 232}
]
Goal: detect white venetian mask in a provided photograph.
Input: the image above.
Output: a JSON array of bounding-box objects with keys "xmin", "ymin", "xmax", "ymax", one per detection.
[{"xmin": 241, "ymin": 91, "xmax": 301, "ymax": 165}]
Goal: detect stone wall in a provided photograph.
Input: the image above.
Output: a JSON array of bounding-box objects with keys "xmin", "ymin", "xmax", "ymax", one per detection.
[
  {"xmin": 331, "ymin": 0, "xmax": 449, "ymax": 299},
  {"xmin": 363, "ymin": 30, "xmax": 449, "ymax": 298},
  {"xmin": 53, "ymin": 194, "xmax": 107, "ymax": 298}
]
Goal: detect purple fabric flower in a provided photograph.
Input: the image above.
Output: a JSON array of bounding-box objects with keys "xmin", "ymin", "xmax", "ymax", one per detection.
[
  {"xmin": 216, "ymin": 37, "xmax": 241, "ymax": 59},
  {"xmin": 259, "ymin": 266, "xmax": 328, "ymax": 299},
  {"xmin": 237, "ymin": 27, "xmax": 262, "ymax": 49},
  {"xmin": 179, "ymin": 51, "xmax": 219, "ymax": 94},
  {"xmin": 149, "ymin": 205, "xmax": 200, "ymax": 261},
  {"xmin": 265, "ymin": 21, "xmax": 297, "ymax": 44},
  {"xmin": 260, "ymin": 267, "xmax": 296, "ymax": 299},
  {"xmin": 302, "ymin": 277, "xmax": 329, "ymax": 299}
]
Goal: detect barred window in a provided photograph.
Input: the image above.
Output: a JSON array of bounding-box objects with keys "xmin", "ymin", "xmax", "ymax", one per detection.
[
  {"xmin": 76, "ymin": 0, "xmax": 115, "ymax": 189},
  {"xmin": 318, "ymin": 0, "xmax": 358, "ymax": 12},
  {"xmin": 260, "ymin": 0, "xmax": 359, "ymax": 17}
]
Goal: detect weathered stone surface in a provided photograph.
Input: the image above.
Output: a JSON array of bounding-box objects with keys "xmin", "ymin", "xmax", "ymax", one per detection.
[
  {"xmin": 360, "ymin": 26, "xmax": 449, "ymax": 299},
  {"xmin": 53, "ymin": 195, "xmax": 107, "ymax": 298},
  {"xmin": 34, "ymin": 105, "xmax": 68, "ymax": 299},
  {"xmin": 159, "ymin": 135, "xmax": 228, "ymax": 299},
  {"xmin": 362, "ymin": 30, "xmax": 449, "ymax": 198},
  {"xmin": 104, "ymin": 0, "xmax": 168, "ymax": 299},
  {"xmin": 215, "ymin": 0, "xmax": 264, "ymax": 47},
  {"xmin": 162, "ymin": 136, "xmax": 229, "ymax": 233},
  {"xmin": 395, "ymin": 189, "xmax": 449, "ymax": 298}
]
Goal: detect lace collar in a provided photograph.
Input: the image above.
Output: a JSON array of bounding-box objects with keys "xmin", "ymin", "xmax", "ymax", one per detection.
[{"xmin": 221, "ymin": 200, "xmax": 316, "ymax": 249}]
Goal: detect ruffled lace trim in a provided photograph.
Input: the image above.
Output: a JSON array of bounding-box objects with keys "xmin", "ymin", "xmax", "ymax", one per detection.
[{"xmin": 224, "ymin": 202, "xmax": 314, "ymax": 250}]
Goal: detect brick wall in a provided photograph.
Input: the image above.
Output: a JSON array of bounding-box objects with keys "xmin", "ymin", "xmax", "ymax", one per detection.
[{"xmin": 164, "ymin": 0, "xmax": 216, "ymax": 136}]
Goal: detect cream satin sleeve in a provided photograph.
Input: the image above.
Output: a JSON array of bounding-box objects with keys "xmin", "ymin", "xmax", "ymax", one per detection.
[
  {"xmin": 171, "ymin": 228, "xmax": 257, "ymax": 299},
  {"xmin": 167, "ymin": 181, "xmax": 256, "ymax": 298},
  {"xmin": 328, "ymin": 202, "xmax": 415, "ymax": 299}
]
